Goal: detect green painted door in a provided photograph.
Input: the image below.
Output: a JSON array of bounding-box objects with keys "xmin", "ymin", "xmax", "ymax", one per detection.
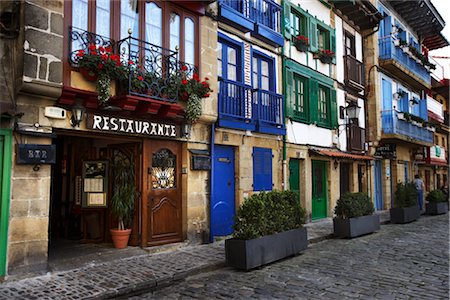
[
  {"xmin": 289, "ymin": 159, "xmax": 300, "ymax": 203},
  {"xmin": 312, "ymin": 160, "xmax": 327, "ymax": 219},
  {"xmin": 0, "ymin": 130, "xmax": 12, "ymax": 277}
]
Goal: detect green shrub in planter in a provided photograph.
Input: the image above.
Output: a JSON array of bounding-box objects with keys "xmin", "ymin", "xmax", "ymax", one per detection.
[
  {"xmin": 426, "ymin": 190, "xmax": 447, "ymax": 203},
  {"xmin": 233, "ymin": 190, "xmax": 306, "ymax": 240},
  {"xmin": 334, "ymin": 192, "xmax": 374, "ymax": 219},
  {"xmin": 394, "ymin": 182, "xmax": 417, "ymax": 208}
]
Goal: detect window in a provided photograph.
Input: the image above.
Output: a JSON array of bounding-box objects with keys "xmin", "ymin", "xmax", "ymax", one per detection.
[
  {"xmin": 146, "ymin": 2, "xmax": 162, "ymax": 47},
  {"xmin": 344, "ymin": 31, "xmax": 355, "ymax": 57},
  {"xmin": 252, "ymin": 52, "xmax": 274, "ymax": 91},
  {"xmin": 290, "ymin": 9, "xmax": 307, "ymax": 37},
  {"xmin": 293, "ymin": 74, "xmax": 308, "ymax": 121},
  {"xmin": 185, "ymin": 18, "xmax": 195, "ymax": 66},
  {"xmin": 218, "ymin": 36, "xmax": 242, "ymax": 82},
  {"xmin": 96, "ymin": 0, "xmax": 110, "ymax": 38},
  {"xmin": 318, "ymin": 85, "xmax": 330, "ymax": 126},
  {"xmin": 318, "ymin": 27, "xmax": 329, "ymax": 50},
  {"xmin": 169, "ymin": 12, "xmax": 180, "ymax": 53},
  {"xmin": 253, "ymin": 147, "xmax": 272, "ymax": 191}
]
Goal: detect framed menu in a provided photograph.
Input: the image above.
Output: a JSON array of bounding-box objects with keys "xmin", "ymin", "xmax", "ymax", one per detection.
[{"xmin": 82, "ymin": 160, "xmax": 108, "ymax": 208}]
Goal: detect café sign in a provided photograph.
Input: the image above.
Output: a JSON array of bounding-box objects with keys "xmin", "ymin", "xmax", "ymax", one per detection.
[
  {"xmin": 86, "ymin": 114, "xmax": 179, "ymax": 138},
  {"xmin": 374, "ymin": 143, "xmax": 396, "ymax": 159}
]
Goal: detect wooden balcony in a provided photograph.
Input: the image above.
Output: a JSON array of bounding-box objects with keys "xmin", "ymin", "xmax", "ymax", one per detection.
[
  {"xmin": 346, "ymin": 123, "xmax": 365, "ymax": 152},
  {"xmin": 344, "ymin": 55, "xmax": 364, "ymax": 92}
]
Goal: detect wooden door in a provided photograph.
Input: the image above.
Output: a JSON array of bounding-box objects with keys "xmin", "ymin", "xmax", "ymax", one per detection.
[
  {"xmin": 340, "ymin": 162, "xmax": 350, "ymax": 196},
  {"xmin": 289, "ymin": 159, "xmax": 300, "ymax": 203},
  {"xmin": 144, "ymin": 140, "xmax": 182, "ymax": 246},
  {"xmin": 312, "ymin": 160, "xmax": 327, "ymax": 220}
]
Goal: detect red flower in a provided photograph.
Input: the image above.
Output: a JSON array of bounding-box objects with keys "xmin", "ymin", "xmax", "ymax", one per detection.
[
  {"xmin": 88, "ymin": 44, "xmax": 97, "ymax": 52},
  {"xmin": 181, "ymin": 65, "xmax": 188, "ymax": 71},
  {"xmin": 98, "ymin": 46, "xmax": 105, "ymax": 52},
  {"xmin": 104, "ymin": 46, "xmax": 112, "ymax": 53},
  {"xmin": 182, "ymin": 79, "xmax": 188, "ymax": 85},
  {"xmin": 101, "ymin": 54, "xmax": 108, "ymax": 61},
  {"xmin": 128, "ymin": 60, "xmax": 134, "ymax": 65},
  {"xmin": 204, "ymin": 93, "xmax": 210, "ymax": 97},
  {"xmin": 76, "ymin": 49, "xmax": 85, "ymax": 57},
  {"xmin": 98, "ymin": 63, "xmax": 104, "ymax": 69},
  {"xmin": 193, "ymin": 73, "xmax": 199, "ymax": 80},
  {"xmin": 138, "ymin": 75, "xmax": 143, "ymax": 81},
  {"xmin": 205, "ymin": 77, "xmax": 209, "ymax": 80}
]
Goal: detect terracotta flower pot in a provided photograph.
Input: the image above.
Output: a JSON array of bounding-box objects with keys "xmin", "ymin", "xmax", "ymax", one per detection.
[
  {"xmin": 80, "ymin": 67, "xmax": 98, "ymax": 82},
  {"xmin": 110, "ymin": 228, "xmax": 132, "ymax": 249}
]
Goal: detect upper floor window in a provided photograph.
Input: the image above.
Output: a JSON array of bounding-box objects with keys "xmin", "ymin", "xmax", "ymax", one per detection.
[
  {"xmin": 290, "ymin": 9, "xmax": 307, "ymax": 37},
  {"xmin": 293, "ymin": 74, "xmax": 308, "ymax": 121},
  {"xmin": 218, "ymin": 37, "xmax": 242, "ymax": 82},
  {"xmin": 318, "ymin": 27, "xmax": 329, "ymax": 51},
  {"xmin": 252, "ymin": 52, "xmax": 274, "ymax": 91},
  {"xmin": 344, "ymin": 31, "xmax": 355, "ymax": 57},
  {"xmin": 318, "ymin": 85, "xmax": 330, "ymax": 126}
]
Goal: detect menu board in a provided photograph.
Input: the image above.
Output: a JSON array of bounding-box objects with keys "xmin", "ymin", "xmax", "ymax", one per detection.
[{"xmin": 82, "ymin": 161, "xmax": 108, "ymax": 207}]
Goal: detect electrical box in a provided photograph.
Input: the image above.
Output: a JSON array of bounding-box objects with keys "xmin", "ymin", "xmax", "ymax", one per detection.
[{"xmin": 44, "ymin": 106, "xmax": 67, "ymax": 119}]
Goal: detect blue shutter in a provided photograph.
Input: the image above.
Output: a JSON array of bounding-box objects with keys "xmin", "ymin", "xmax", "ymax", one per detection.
[
  {"xmin": 419, "ymin": 98, "xmax": 428, "ymax": 121},
  {"xmin": 400, "ymin": 90, "xmax": 409, "ymax": 113},
  {"xmin": 253, "ymin": 147, "xmax": 273, "ymax": 191},
  {"xmin": 382, "ymin": 78, "xmax": 392, "ymax": 111}
]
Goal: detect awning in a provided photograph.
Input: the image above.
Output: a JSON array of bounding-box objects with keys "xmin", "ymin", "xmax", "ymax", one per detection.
[
  {"xmin": 309, "ymin": 149, "xmax": 373, "ymax": 160},
  {"xmin": 330, "ymin": 0, "xmax": 383, "ymax": 30},
  {"xmin": 423, "ymin": 33, "xmax": 449, "ymax": 51}
]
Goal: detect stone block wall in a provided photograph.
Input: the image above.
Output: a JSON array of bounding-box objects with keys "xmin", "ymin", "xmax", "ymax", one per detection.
[{"xmin": 23, "ymin": 0, "xmax": 63, "ymax": 85}]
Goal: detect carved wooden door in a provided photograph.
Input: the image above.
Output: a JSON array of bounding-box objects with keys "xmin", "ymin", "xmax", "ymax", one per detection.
[{"xmin": 144, "ymin": 140, "xmax": 182, "ymax": 246}]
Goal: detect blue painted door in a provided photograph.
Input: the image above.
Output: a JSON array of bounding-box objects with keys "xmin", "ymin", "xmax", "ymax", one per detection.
[
  {"xmin": 211, "ymin": 145, "xmax": 235, "ymax": 238},
  {"xmin": 374, "ymin": 160, "xmax": 383, "ymax": 211},
  {"xmin": 404, "ymin": 162, "xmax": 409, "ymax": 183}
]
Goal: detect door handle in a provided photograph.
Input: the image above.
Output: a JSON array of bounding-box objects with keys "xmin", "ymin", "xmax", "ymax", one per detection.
[{"xmin": 227, "ymin": 181, "xmax": 231, "ymax": 186}]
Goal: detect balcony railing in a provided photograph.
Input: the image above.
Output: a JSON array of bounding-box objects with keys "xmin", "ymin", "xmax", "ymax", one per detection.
[
  {"xmin": 346, "ymin": 124, "xmax": 365, "ymax": 152},
  {"xmin": 69, "ymin": 27, "xmax": 196, "ymax": 103},
  {"xmin": 250, "ymin": 0, "xmax": 281, "ymax": 33},
  {"xmin": 378, "ymin": 36, "xmax": 430, "ymax": 85},
  {"xmin": 344, "ymin": 55, "xmax": 364, "ymax": 90},
  {"xmin": 381, "ymin": 110, "xmax": 433, "ymax": 144},
  {"xmin": 218, "ymin": 79, "xmax": 284, "ymax": 134}
]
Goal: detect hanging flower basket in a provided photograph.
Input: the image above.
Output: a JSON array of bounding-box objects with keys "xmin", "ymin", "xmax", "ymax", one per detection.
[
  {"xmin": 293, "ymin": 35, "xmax": 309, "ymax": 52},
  {"xmin": 80, "ymin": 67, "xmax": 98, "ymax": 82}
]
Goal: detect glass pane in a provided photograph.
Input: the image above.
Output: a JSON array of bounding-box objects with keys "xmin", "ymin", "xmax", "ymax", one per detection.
[
  {"xmin": 146, "ymin": 2, "xmax": 162, "ymax": 47},
  {"xmin": 261, "ymin": 61, "xmax": 269, "ymax": 77},
  {"xmin": 228, "ymin": 47, "xmax": 236, "ymax": 64},
  {"xmin": 73, "ymin": 0, "xmax": 88, "ymax": 30},
  {"xmin": 96, "ymin": 0, "xmax": 110, "ymax": 38},
  {"xmin": 228, "ymin": 64, "xmax": 237, "ymax": 81},
  {"xmin": 262, "ymin": 75, "xmax": 269, "ymax": 90},
  {"xmin": 218, "ymin": 43, "xmax": 222, "ymax": 77},
  {"xmin": 252, "ymin": 57, "xmax": 258, "ymax": 88},
  {"xmin": 121, "ymin": 0, "xmax": 139, "ymax": 39},
  {"xmin": 185, "ymin": 18, "xmax": 195, "ymax": 65},
  {"xmin": 170, "ymin": 13, "xmax": 180, "ymax": 53},
  {"xmin": 152, "ymin": 149, "xmax": 176, "ymax": 189}
]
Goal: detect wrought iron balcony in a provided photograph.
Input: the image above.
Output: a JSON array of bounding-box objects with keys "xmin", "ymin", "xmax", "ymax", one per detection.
[
  {"xmin": 346, "ymin": 123, "xmax": 365, "ymax": 152},
  {"xmin": 344, "ymin": 55, "xmax": 364, "ymax": 91},
  {"xmin": 381, "ymin": 110, "xmax": 433, "ymax": 144},
  {"xmin": 378, "ymin": 36, "xmax": 431, "ymax": 89},
  {"xmin": 218, "ymin": 79, "xmax": 284, "ymax": 135},
  {"xmin": 69, "ymin": 27, "xmax": 197, "ymax": 105}
]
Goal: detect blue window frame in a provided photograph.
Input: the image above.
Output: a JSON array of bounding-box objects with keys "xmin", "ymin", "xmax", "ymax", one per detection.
[
  {"xmin": 218, "ymin": 33, "xmax": 244, "ymax": 82},
  {"xmin": 252, "ymin": 50, "xmax": 275, "ymax": 91},
  {"xmin": 253, "ymin": 147, "xmax": 272, "ymax": 191}
]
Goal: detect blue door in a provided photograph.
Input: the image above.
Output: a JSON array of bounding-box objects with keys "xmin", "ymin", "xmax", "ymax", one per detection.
[
  {"xmin": 374, "ymin": 160, "xmax": 383, "ymax": 210},
  {"xmin": 211, "ymin": 145, "xmax": 235, "ymax": 238}
]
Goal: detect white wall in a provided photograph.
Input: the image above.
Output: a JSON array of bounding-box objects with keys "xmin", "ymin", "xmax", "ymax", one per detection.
[{"xmin": 286, "ymin": 121, "xmax": 334, "ymax": 147}]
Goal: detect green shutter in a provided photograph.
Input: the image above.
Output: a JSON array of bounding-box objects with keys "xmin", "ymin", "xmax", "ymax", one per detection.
[
  {"xmin": 309, "ymin": 79, "xmax": 318, "ymax": 124},
  {"xmin": 283, "ymin": 0, "xmax": 292, "ymax": 40},
  {"xmin": 285, "ymin": 68, "xmax": 294, "ymax": 118},
  {"xmin": 330, "ymin": 89, "xmax": 338, "ymax": 128},
  {"xmin": 330, "ymin": 28, "xmax": 336, "ymax": 64},
  {"xmin": 309, "ymin": 18, "xmax": 318, "ymax": 53}
]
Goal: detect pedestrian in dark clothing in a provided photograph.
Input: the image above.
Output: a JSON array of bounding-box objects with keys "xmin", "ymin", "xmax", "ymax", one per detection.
[{"xmin": 414, "ymin": 174, "xmax": 425, "ymax": 210}]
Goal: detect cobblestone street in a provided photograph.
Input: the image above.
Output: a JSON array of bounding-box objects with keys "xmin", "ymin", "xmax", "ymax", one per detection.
[{"xmin": 136, "ymin": 214, "xmax": 449, "ymax": 299}]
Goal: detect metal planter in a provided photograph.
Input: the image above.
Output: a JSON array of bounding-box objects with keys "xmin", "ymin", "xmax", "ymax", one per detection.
[
  {"xmin": 389, "ymin": 205, "xmax": 420, "ymax": 224},
  {"xmin": 333, "ymin": 214, "xmax": 380, "ymax": 238},
  {"xmin": 225, "ymin": 227, "xmax": 308, "ymax": 271},
  {"xmin": 425, "ymin": 202, "xmax": 449, "ymax": 215}
]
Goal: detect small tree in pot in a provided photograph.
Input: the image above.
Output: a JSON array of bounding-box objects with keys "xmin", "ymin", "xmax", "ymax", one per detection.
[
  {"xmin": 226, "ymin": 190, "xmax": 307, "ymax": 270},
  {"xmin": 110, "ymin": 152, "xmax": 138, "ymax": 249},
  {"xmin": 390, "ymin": 182, "xmax": 420, "ymax": 224},
  {"xmin": 425, "ymin": 190, "xmax": 448, "ymax": 215},
  {"xmin": 333, "ymin": 193, "xmax": 380, "ymax": 238}
]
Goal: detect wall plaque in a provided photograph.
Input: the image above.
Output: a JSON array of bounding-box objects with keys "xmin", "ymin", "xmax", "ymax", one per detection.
[
  {"xmin": 16, "ymin": 144, "xmax": 56, "ymax": 164},
  {"xmin": 374, "ymin": 143, "xmax": 396, "ymax": 159}
]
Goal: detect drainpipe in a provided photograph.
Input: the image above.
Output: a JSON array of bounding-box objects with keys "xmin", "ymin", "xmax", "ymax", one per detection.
[
  {"xmin": 209, "ymin": 122, "xmax": 215, "ymax": 243},
  {"xmin": 282, "ymin": 48, "xmax": 287, "ymax": 191}
]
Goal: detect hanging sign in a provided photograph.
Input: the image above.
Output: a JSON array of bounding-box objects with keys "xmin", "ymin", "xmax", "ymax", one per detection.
[
  {"xmin": 374, "ymin": 143, "xmax": 397, "ymax": 159},
  {"xmin": 86, "ymin": 114, "xmax": 179, "ymax": 138}
]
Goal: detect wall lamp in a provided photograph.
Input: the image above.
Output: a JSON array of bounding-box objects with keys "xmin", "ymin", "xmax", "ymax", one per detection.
[
  {"xmin": 182, "ymin": 122, "xmax": 192, "ymax": 139},
  {"xmin": 70, "ymin": 102, "xmax": 85, "ymax": 127}
]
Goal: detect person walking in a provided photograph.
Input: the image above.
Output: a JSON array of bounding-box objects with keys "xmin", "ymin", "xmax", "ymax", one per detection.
[{"xmin": 414, "ymin": 174, "xmax": 425, "ymax": 210}]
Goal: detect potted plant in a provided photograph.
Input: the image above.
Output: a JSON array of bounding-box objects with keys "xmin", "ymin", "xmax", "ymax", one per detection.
[
  {"xmin": 333, "ymin": 192, "xmax": 380, "ymax": 238},
  {"xmin": 109, "ymin": 152, "xmax": 138, "ymax": 249},
  {"xmin": 390, "ymin": 182, "xmax": 420, "ymax": 224},
  {"xmin": 76, "ymin": 44, "xmax": 127, "ymax": 105},
  {"xmin": 425, "ymin": 190, "xmax": 448, "ymax": 215},
  {"xmin": 225, "ymin": 190, "xmax": 307, "ymax": 270},
  {"xmin": 293, "ymin": 35, "xmax": 309, "ymax": 52},
  {"xmin": 314, "ymin": 49, "xmax": 334, "ymax": 64}
]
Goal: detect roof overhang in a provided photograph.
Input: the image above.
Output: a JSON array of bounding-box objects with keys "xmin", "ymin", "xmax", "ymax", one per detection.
[
  {"xmin": 309, "ymin": 148, "xmax": 373, "ymax": 160},
  {"xmin": 388, "ymin": 0, "xmax": 445, "ymax": 39},
  {"xmin": 423, "ymin": 33, "xmax": 449, "ymax": 50},
  {"xmin": 330, "ymin": 0, "xmax": 383, "ymax": 30}
]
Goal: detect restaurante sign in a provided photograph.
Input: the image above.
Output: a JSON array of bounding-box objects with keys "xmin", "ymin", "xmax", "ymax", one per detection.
[{"xmin": 86, "ymin": 114, "xmax": 178, "ymax": 138}]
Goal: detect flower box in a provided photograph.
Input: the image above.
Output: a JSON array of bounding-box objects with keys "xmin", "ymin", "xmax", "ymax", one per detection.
[
  {"xmin": 389, "ymin": 205, "xmax": 420, "ymax": 224},
  {"xmin": 319, "ymin": 56, "xmax": 333, "ymax": 64},
  {"xmin": 294, "ymin": 41, "xmax": 309, "ymax": 52},
  {"xmin": 425, "ymin": 202, "xmax": 449, "ymax": 215},
  {"xmin": 333, "ymin": 214, "xmax": 380, "ymax": 238},
  {"xmin": 225, "ymin": 227, "xmax": 308, "ymax": 270}
]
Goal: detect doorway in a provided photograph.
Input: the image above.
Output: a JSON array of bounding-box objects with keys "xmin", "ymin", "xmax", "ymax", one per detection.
[
  {"xmin": 289, "ymin": 158, "xmax": 300, "ymax": 203},
  {"xmin": 211, "ymin": 145, "xmax": 235, "ymax": 239},
  {"xmin": 374, "ymin": 160, "xmax": 383, "ymax": 210},
  {"xmin": 312, "ymin": 160, "xmax": 327, "ymax": 219},
  {"xmin": 340, "ymin": 162, "xmax": 351, "ymax": 196}
]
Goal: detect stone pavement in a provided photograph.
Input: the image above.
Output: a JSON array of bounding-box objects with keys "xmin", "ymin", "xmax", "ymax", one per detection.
[
  {"xmin": 139, "ymin": 214, "xmax": 450, "ymax": 299},
  {"xmin": 0, "ymin": 210, "xmax": 416, "ymax": 299}
]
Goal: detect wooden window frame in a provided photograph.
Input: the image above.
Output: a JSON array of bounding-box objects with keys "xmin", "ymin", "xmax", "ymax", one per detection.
[
  {"xmin": 218, "ymin": 33, "xmax": 244, "ymax": 83},
  {"xmin": 317, "ymin": 84, "xmax": 331, "ymax": 127},
  {"xmin": 344, "ymin": 30, "xmax": 356, "ymax": 57},
  {"xmin": 290, "ymin": 7, "xmax": 307, "ymax": 38},
  {"xmin": 293, "ymin": 74, "xmax": 309, "ymax": 122},
  {"xmin": 63, "ymin": 0, "xmax": 200, "ymax": 86}
]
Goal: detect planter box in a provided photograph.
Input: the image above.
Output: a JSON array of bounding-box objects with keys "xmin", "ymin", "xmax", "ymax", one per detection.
[
  {"xmin": 293, "ymin": 41, "xmax": 309, "ymax": 52},
  {"xmin": 225, "ymin": 227, "xmax": 307, "ymax": 270},
  {"xmin": 333, "ymin": 214, "xmax": 380, "ymax": 238},
  {"xmin": 426, "ymin": 202, "xmax": 449, "ymax": 215},
  {"xmin": 390, "ymin": 206, "xmax": 420, "ymax": 224},
  {"xmin": 319, "ymin": 56, "xmax": 333, "ymax": 64}
]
